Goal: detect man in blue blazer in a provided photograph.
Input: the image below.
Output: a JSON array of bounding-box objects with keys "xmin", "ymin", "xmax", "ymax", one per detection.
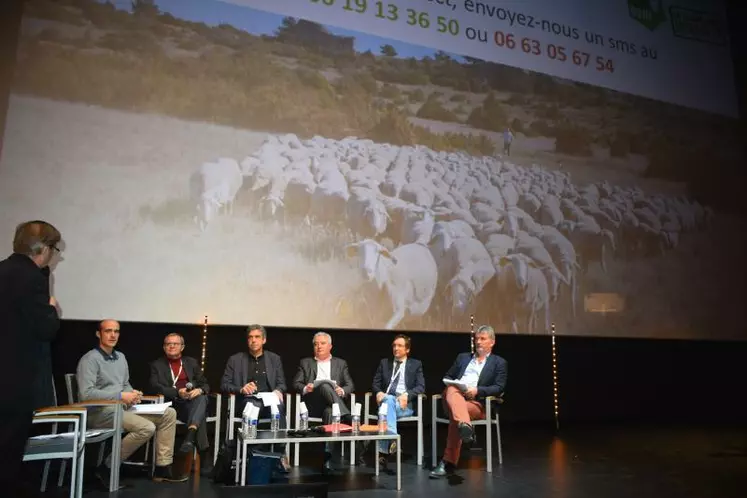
[
  {"xmin": 430, "ymin": 325, "xmax": 507, "ymax": 478},
  {"xmin": 371, "ymin": 334, "xmax": 425, "ymax": 464}
]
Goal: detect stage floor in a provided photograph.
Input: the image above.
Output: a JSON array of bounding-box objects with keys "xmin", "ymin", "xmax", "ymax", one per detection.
[{"xmin": 29, "ymin": 423, "xmax": 747, "ymax": 498}]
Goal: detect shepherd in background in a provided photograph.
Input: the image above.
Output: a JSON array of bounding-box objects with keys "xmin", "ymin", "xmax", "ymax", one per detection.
[{"xmin": 503, "ymin": 127, "xmax": 514, "ymax": 156}]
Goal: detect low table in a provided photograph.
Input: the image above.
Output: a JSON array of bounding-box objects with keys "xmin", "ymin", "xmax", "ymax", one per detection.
[{"xmin": 235, "ymin": 429, "xmax": 401, "ymax": 489}]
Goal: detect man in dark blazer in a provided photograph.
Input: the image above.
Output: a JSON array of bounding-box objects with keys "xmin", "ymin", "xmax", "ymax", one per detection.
[
  {"xmin": 0, "ymin": 220, "xmax": 61, "ymax": 495},
  {"xmin": 430, "ymin": 325, "xmax": 507, "ymax": 479},
  {"xmin": 150, "ymin": 332, "xmax": 213, "ymax": 475},
  {"xmin": 371, "ymin": 334, "xmax": 425, "ymax": 463},
  {"xmin": 293, "ymin": 331, "xmax": 355, "ymax": 469}
]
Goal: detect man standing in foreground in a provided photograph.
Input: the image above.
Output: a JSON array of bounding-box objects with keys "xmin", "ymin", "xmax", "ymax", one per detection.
[{"xmin": 0, "ymin": 220, "xmax": 62, "ymax": 495}]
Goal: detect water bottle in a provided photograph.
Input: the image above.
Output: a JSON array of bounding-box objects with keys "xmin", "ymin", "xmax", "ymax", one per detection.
[
  {"xmin": 299, "ymin": 412, "xmax": 308, "ymax": 431},
  {"xmin": 352, "ymin": 415, "xmax": 361, "ymax": 434},
  {"xmin": 249, "ymin": 418, "xmax": 258, "ymax": 439},
  {"xmin": 270, "ymin": 412, "xmax": 280, "ymax": 433},
  {"xmin": 241, "ymin": 414, "xmax": 250, "ymax": 437},
  {"xmin": 378, "ymin": 413, "xmax": 387, "ymax": 434},
  {"xmin": 332, "ymin": 414, "xmax": 341, "ymax": 435}
]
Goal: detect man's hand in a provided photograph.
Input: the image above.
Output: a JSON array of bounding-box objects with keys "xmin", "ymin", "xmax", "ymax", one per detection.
[
  {"xmin": 464, "ymin": 387, "xmax": 478, "ymax": 400},
  {"xmin": 49, "ymin": 296, "xmax": 58, "ymax": 307},
  {"xmin": 188, "ymin": 388, "xmax": 202, "ymax": 400},
  {"xmin": 334, "ymin": 386, "xmax": 345, "ymax": 397},
  {"xmin": 272, "ymin": 390, "xmax": 284, "ymax": 403},
  {"xmin": 121, "ymin": 391, "xmax": 140, "ymax": 405},
  {"xmin": 397, "ymin": 393, "xmax": 408, "ymax": 410},
  {"xmin": 240, "ymin": 382, "xmax": 257, "ymax": 395},
  {"xmin": 376, "ymin": 392, "xmax": 386, "ymax": 405},
  {"xmin": 178, "ymin": 388, "xmax": 189, "ymax": 399},
  {"xmin": 304, "ymin": 383, "xmax": 314, "ymax": 394}
]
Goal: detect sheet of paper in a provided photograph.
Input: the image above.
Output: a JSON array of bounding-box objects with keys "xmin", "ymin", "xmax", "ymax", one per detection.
[
  {"xmin": 442, "ymin": 378, "xmax": 468, "ymax": 391},
  {"xmin": 128, "ymin": 401, "xmax": 172, "ymax": 414},
  {"xmin": 253, "ymin": 392, "xmax": 280, "ymax": 407}
]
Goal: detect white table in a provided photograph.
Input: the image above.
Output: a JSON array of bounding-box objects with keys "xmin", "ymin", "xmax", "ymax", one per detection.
[{"xmin": 235, "ymin": 429, "xmax": 402, "ymax": 490}]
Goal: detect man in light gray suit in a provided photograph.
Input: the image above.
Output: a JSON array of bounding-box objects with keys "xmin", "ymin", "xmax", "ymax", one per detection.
[{"xmin": 292, "ymin": 331, "xmax": 355, "ymax": 470}]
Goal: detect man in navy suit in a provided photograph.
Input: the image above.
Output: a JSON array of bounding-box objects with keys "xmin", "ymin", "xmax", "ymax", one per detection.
[
  {"xmin": 430, "ymin": 325, "xmax": 507, "ymax": 478},
  {"xmin": 371, "ymin": 334, "xmax": 425, "ymax": 464}
]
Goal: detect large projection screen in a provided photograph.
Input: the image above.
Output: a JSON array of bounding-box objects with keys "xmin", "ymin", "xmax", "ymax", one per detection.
[{"xmin": 1, "ymin": 0, "xmax": 745, "ymax": 339}]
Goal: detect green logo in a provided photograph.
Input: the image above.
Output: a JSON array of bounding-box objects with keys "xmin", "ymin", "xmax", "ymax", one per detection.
[{"xmin": 628, "ymin": 0, "xmax": 667, "ymax": 31}]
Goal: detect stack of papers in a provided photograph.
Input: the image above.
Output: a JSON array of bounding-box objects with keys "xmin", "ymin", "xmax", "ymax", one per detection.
[{"xmin": 128, "ymin": 402, "xmax": 172, "ymax": 414}]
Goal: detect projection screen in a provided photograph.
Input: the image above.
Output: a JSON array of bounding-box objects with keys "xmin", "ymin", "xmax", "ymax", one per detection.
[{"xmin": 1, "ymin": 0, "xmax": 745, "ymax": 339}]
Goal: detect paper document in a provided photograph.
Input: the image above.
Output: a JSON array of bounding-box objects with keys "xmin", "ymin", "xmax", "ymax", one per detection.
[
  {"xmin": 31, "ymin": 429, "xmax": 108, "ymax": 440},
  {"xmin": 442, "ymin": 378, "xmax": 468, "ymax": 391},
  {"xmin": 252, "ymin": 392, "xmax": 281, "ymax": 407},
  {"xmin": 128, "ymin": 402, "xmax": 172, "ymax": 414}
]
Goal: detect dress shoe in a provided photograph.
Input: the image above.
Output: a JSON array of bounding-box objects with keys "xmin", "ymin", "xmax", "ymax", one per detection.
[
  {"xmin": 153, "ymin": 465, "xmax": 189, "ymax": 483},
  {"xmin": 458, "ymin": 422, "xmax": 475, "ymax": 444},
  {"xmin": 429, "ymin": 460, "xmax": 455, "ymax": 479},
  {"xmin": 378, "ymin": 453, "xmax": 389, "ymax": 470},
  {"xmin": 179, "ymin": 428, "xmax": 197, "ymax": 453}
]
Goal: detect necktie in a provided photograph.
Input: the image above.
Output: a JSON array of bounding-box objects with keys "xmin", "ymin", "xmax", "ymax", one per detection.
[{"xmin": 387, "ymin": 361, "xmax": 402, "ymax": 396}]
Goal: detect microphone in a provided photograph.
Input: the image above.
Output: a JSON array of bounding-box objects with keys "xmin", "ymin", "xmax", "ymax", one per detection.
[{"xmin": 186, "ymin": 382, "xmax": 194, "ymax": 392}]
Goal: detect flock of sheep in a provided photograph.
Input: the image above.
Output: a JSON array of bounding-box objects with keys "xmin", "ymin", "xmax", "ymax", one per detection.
[{"xmin": 188, "ymin": 133, "xmax": 714, "ymax": 334}]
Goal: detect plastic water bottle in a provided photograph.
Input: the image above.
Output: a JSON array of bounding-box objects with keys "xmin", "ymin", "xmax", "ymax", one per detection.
[
  {"xmin": 352, "ymin": 415, "xmax": 361, "ymax": 434},
  {"xmin": 249, "ymin": 418, "xmax": 258, "ymax": 439},
  {"xmin": 299, "ymin": 412, "xmax": 308, "ymax": 431},
  {"xmin": 241, "ymin": 414, "xmax": 250, "ymax": 437},
  {"xmin": 378, "ymin": 413, "xmax": 387, "ymax": 434},
  {"xmin": 332, "ymin": 414, "xmax": 341, "ymax": 435},
  {"xmin": 270, "ymin": 412, "xmax": 281, "ymax": 433}
]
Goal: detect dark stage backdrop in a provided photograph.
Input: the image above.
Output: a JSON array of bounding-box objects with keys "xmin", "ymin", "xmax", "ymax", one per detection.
[{"xmin": 51, "ymin": 320, "xmax": 747, "ymax": 426}]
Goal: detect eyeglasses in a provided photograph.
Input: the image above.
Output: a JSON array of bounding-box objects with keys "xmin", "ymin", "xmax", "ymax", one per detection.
[
  {"xmin": 50, "ymin": 245, "xmax": 60, "ymax": 253},
  {"xmin": 164, "ymin": 342, "xmax": 182, "ymax": 347}
]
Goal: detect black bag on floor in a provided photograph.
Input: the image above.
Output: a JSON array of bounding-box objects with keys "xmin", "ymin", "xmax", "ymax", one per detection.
[{"xmin": 212, "ymin": 439, "xmax": 237, "ymax": 485}]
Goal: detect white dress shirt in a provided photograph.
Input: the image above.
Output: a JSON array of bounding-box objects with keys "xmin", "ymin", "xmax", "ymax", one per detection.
[{"xmin": 457, "ymin": 354, "xmax": 490, "ymax": 388}]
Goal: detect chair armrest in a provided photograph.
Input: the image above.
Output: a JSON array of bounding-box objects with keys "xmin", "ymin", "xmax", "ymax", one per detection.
[
  {"xmin": 32, "ymin": 414, "xmax": 82, "ymax": 425},
  {"xmin": 432, "ymin": 394, "xmax": 442, "ymax": 401}
]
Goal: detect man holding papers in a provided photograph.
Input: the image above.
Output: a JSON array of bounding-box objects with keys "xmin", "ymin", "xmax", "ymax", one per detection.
[
  {"xmin": 149, "ymin": 332, "xmax": 213, "ymax": 475},
  {"xmin": 371, "ymin": 334, "xmax": 425, "ymax": 466},
  {"xmin": 76, "ymin": 319, "xmax": 187, "ymax": 486},
  {"xmin": 429, "ymin": 325, "xmax": 507, "ymax": 479},
  {"xmin": 293, "ymin": 331, "xmax": 354, "ymax": 470},
  {"xmin": 221, "ymin": 324, "xmax": 290, "ymax": 470}
]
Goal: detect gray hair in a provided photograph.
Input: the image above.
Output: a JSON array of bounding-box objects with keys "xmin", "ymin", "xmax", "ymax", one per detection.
[
  {"xmin": 247, "ymin": 324, "xmax": 267, "ymax": 340},
  {"xmin": 475, "ymin": 324, "xmax": 495, "ymax": 341},
  {"xmin": 164, "ymin": 332, "xmax": 185, "ymax": 345},
  {"xmin": 312, "ymin": 331, "xmax": 332, "ymax": 345}
]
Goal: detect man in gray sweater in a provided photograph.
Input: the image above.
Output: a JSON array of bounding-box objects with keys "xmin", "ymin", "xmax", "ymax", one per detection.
[{"xmin": 76, "ymin": 319, "xmax": 187, "ymax": 486}]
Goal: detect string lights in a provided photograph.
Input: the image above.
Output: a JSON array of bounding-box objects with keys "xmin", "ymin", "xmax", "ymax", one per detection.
[
  {"xmin": 470, "ymin": 314, "xmax": 475, "ymax": 354},
  {"xmin": 200, "ymin": 315, "xmax": 208, "ymax": 371},
  {"xmin": 551, "ymin": 321, "xmax": 560, "ymax": 430}
]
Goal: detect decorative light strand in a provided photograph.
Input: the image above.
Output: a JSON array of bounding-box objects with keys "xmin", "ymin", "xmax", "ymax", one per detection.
[
  {"xmin": 200, "ymin": 315, "xmax": 208, "ymax": 371},
  {"xmin": 551, "ymin": 321, "xmax": 560, "ymax": 431},
  {"xmin": 470, "ymin": 314, "xmax": 475, "ymax": 355}
]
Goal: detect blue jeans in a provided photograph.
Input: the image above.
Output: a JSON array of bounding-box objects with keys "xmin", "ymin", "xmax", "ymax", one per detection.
[{"xmin": 378, "ymin": 395, "xmax": 414, "ymax": 454}]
